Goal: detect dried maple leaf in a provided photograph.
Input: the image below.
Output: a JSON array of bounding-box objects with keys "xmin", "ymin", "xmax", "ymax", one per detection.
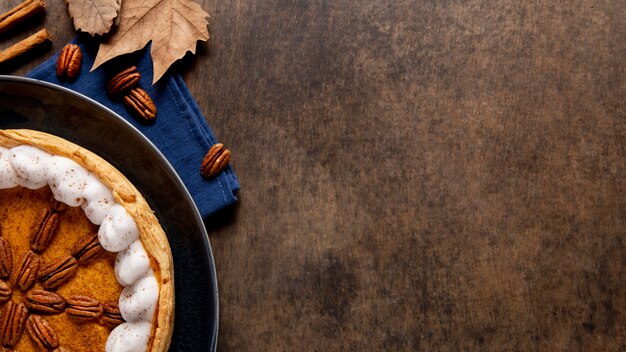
[
  {"xmin": 65, "ymin": 0, "xmax": 121, "ymax": 36},
  {"xmin": 92, "ymin": 0, "xmax": 210, "ymax": 83}
]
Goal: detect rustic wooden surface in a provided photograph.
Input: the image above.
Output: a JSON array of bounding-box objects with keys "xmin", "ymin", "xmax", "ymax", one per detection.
[{"xmin": 1, "ymin": 0, "xmax": 625, "ymax": 350}]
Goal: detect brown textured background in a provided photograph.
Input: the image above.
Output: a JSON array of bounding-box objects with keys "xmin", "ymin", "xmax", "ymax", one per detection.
[{"xmin": 1, "ymin": 0, "xmax": 625, "ymax": 350}]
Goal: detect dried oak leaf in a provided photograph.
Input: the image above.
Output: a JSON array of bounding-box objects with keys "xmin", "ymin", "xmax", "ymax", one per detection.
[
  {"xmin": 92, "ymin": 0, "xmax": 209, "ymax": 83},
  {"xmin": 65, "ymin": 0, "xmax": 122, "ymax": 36}
]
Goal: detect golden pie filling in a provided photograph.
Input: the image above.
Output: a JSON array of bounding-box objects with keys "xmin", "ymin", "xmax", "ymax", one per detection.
[
  {"xmin": 0, "ymin": 186, "xmax": 121, "ymax": 351},
  {"xmin": 0, "ymin": 130, "xmax": 174, "ymax": 352}
]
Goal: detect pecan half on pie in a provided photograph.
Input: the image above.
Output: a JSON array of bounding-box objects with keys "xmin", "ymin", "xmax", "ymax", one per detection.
[{"xmin": 0, "ymin": 130, "xmax": 174, "ymax": 352}]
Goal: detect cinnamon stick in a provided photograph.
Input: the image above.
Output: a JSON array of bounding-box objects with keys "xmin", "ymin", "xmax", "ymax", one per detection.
[
  {"xmin": 0, "ymin": 0, "xmax": 46, "ymax": 36},
  {"xmin": 0, "ymin": 28, "xmax": 51, "ymax": 65}
]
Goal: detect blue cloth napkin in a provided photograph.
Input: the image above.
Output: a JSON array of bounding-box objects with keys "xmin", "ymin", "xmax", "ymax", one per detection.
[{"xmin": 26, "ymin": 37, "xmax": 239, "ymax": 218}]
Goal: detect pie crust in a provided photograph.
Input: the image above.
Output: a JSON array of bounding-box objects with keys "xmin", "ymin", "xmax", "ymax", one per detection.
[{"xmin": 0, "ymin": 129, "xmax": 174, "ymax": 351}]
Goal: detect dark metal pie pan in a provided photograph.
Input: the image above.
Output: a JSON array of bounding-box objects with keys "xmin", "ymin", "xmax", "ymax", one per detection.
[{"xmin": 0, "ymin": 76, "xmax": 218, "ymax": 352}]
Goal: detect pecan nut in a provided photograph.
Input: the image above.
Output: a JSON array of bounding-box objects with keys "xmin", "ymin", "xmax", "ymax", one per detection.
[
  {"xmin": 13, "ymin": 251, "xmax": 40, "ymax": 291},
  {"xmin": 71, "ymin": 234, "xmax": 105, "ymax": 265},
  {"xmin": 0, "ymin": 281, "xmax": 11, "ymax": 302},
  {"xmin": 56, "ymin": 44, "xmax": 82, "ymax": 80},
  {"xmin": 30, "ymin": 208, "xmax": 60, "ymax": 253},
  {"xmin": 50, "ymin": 198, "xmax": 67, "ymax": 213},
  {"xmin": 107, "ymin": 66, "xmax": 141, "ymax": 95},
  {"xmin": 0, "ymin": 301, "xmax": 28, "ymax": 347},
  {"xmin": 38, "ymin": 256, "xmax": 78, "ymax": 291},
  {"xmin": 26, "ymin": 315, "xmax": 59, "ymax": 351},
  {"xmin": 0, "ymin": 237, "xmax": 12, "ymax": 279},
  {"xmin": 66, "ymin": 295, "xmax": 103, "ymax": 323},
  {"xmin": 25, "ymin": 290, "xmax": 66, "ymax": 314},
  {"xmin": 201, "ymin": 143, "xmax": 231, "ymax": 179},
  {"xmin": 102, "ymin": 302, "xmax": 124, "ymax": 328},
  {"xmin": 123, "ymin": 87, "xmax": 157, "ymax": 122}
]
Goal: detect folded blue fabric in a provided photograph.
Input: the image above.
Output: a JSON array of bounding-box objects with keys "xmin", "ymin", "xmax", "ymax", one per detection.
[{"xmin": 26, "ymin": 37, "xmax": 239, "ymax": 218}]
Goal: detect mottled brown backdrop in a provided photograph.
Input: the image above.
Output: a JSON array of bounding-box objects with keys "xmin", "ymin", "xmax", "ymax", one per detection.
[{"xmin": 1, "ymin": 0, "xmax": 625, "ymax": 350}]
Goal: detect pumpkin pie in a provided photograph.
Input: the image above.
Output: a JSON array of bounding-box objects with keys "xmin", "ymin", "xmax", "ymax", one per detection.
[{"xmin": 0, "ymin": 129, "xmax": 174, "ymax": 352}]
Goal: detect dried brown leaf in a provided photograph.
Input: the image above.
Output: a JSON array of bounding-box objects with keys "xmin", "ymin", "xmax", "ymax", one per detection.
[
  {"xmin": 65, "ymin": 0, "xmax": 121, "ymax": 36},
  {"xmin": 92, "ymin": 0, "xmax": 209, "ymax": 83}
]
